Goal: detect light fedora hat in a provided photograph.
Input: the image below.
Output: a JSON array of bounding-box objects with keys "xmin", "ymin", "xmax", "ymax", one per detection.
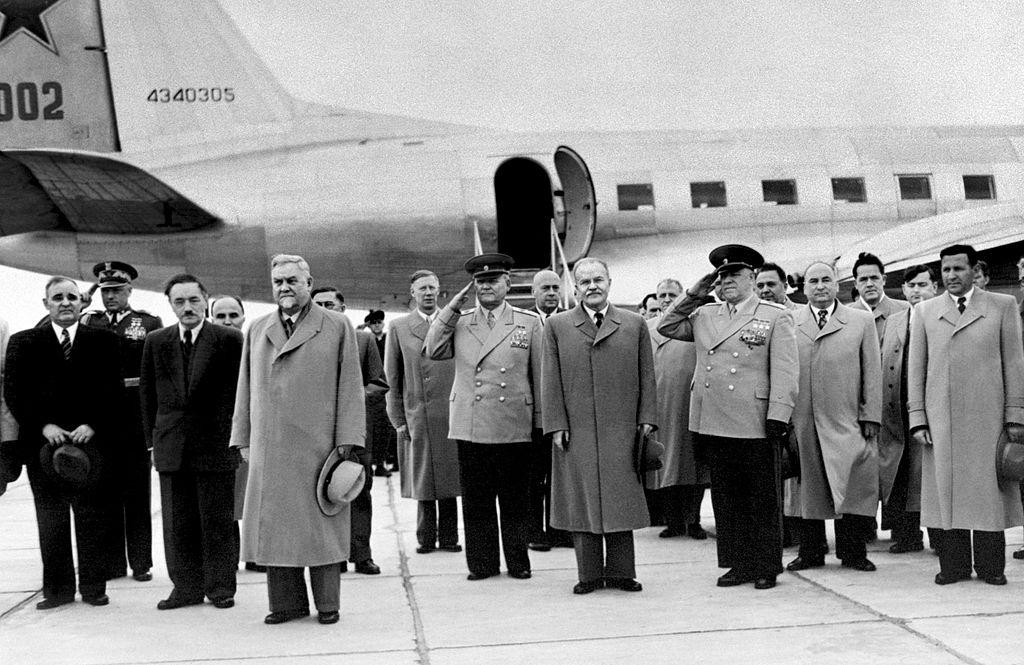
[{"xmin": 316, "ymin": 448, "xmax": 366, "ymax": 516}]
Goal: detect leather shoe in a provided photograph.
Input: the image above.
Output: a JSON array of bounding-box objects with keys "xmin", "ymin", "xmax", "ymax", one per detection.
[
  {"xmin": 354, "ymin": 559, "xmax": 381, "ymax": 575},
  {"xmin": 416, "ymin": 545, "xmax": 435, "ymax": 554},
  {"xmin": 157, "ymin": 595, "xmax": 204, "ymax": 610},
  {"xmin": 211, "ymin": 597, "xmax": 235, "ymax": 609},
  {"xmin": 508, "ymin": 569, "xmax": 532, "ymax": 580},
  {"xmin": 132, "ymin": 570, "xmax": 152, "ymax": 582},
  {"xmin": 1013, "ymin": 547, "xmax": 1024, "ymax": 560},
  {"xmin": 786, "ymin": 556, "xmax": 825, "ymax": 571},
  {"xmin": 466, "ymin": 571, "xmax": 497, "ymax": 581},
  {"xmin": 528, "ymin": 541, "xmax": 552, "ymax": 551},
  {"xmin": 36, "ymin": 596, "xmax": 73, "ymax": 610},
  {"xmin": 716, "ymin": 569, "xmax": 753, "ymax": 587},
  {"xmin": 318, "ymin": 611, "xmax": 340, "ymax": 624},
  {"xmin": 935, "ymin": 572, "xmax": 971, "ymax": 585},
  {"xmin": 373, "ymin": 466, "xmax": 391, "ymax": 477},
  {"xmin": 982, "ymin": 574, "xmax": 1007, "ymax": 586},
  {"xmin": 264, "ymin": 609, "xmax": 310, "ymax": 624},
  {"xmin": 841, "ymin": 558, "xmax": 876, "ymax": 572},
  {"xmin": 889, "ymin": 541, "xmax": 925, "ymax": 554},
  {"xmin": 686, "ymin": 524, "xmax": 708, "ymax": 540},
  {"xmin": 754, "ymin": 576, "xmax": 777, "ymax": 590},
  {"xmin": 83, "ymin": 594, "xmax": 109, "ymax": 607},
  {"xmin": 605, "ymin": 577, "xmax": 642, "ymax": 592},
  {"xmin": 438, "ymin": 544, "xmax": 462, "ymax": 552},
  {"xmin": 658, "ymin": 528, "xmax": 683, "ymax": 539},
  {"xmin": 573, "ymin": 579, "xmax": 603, "ymax": 595},
  {"xmin": 339, "ymin": 561, "xmax": 348, "ymax": 573}
]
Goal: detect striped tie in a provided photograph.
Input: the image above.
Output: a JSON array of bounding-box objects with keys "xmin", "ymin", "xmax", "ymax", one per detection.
[
  {"xmin": 61, "ymin": 329, "xmax": 72, "ymax": 361},
  {"xmin": 957, "ymin": 297, "xmax": 966, "ymax": 314},
  {"xmin": 817, "ymin": 309, "xmax": 828, "ymax": 329}
]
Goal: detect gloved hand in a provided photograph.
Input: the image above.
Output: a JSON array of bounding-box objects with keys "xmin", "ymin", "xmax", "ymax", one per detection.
[{"xmin": 766, "ymin": 419, "xmax": 789, "ymax": 441}]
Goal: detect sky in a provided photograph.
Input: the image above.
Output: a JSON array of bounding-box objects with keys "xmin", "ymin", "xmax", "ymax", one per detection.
[{"xmin": 3, "ymin": 1, "xmax": 1024, "ymax": 332}]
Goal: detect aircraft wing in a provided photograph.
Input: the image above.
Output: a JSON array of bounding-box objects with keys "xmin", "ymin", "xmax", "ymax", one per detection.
[
  {"xmin": 835, "ymin": 202, "xmax": 1024, "ymax": 279},
  {"xmin": 0, "ymin": 149, "xmax": 218, "ymax": 236}
]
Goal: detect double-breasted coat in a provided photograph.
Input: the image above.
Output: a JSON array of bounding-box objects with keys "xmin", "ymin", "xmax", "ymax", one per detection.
[
  {"xmin": 542, "ymin": 305, "xmax": 657, "ymax": 533},
  {"xmin": 791, "ymin": 303, "xmax": 882, "ymax": 519},
  {"xmin": 851, "ymin": 295, "xmax": 910, "ymax": 349},
  {"xmin": 425, "ymin": 302, "xmax": 542, "ymax": 444},
  {"xmin": 647, "ymin": 318, "xmax": 707, "ymax": 488},
  {"xmin": 385, "ymin": 312, "xmax": 461, "ymax": 500},
  {"xmin": 908, "ymin": 289, "xmax": 1024, "ymax": 531},
  {"xmin": 229, "ymin": 304, "xmax": 366, "ymax": 566},
  {"xmin": 877, "ymin": 307, "xmax": 921, "ymax": 509}
]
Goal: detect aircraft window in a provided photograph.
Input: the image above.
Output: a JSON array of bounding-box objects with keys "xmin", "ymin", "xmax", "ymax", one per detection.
[
  {"xmin": 897, "ymin": 175, "xmax": 932, "ymax": 200},
  {"xmin": 617, "ymin": 184, "xmax": 654, "ymax": 211},
  {"xmin": 690, "ymin": 181, "xmax": 727, "ymax": 208},
  {"xmin": 831, "ymin": 178, "xmax": 866, "ymax": 203},
  {"xmin": 762, "ymin": 180, "xmax": 798, "ymax": 205},
  {"xmin": 963, "ymin": 175, "xmax": 996, "ymax": 200}
]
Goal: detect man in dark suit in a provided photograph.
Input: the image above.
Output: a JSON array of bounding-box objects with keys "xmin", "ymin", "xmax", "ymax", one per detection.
[
  {"xmin": 82, "ymin": 261, "xmax": 162, "ymax": 582},
  {"xmin": 5, "ymin": 276, "xmax": 123, "ymax": 609},
  {"xmin": 141, "ymin": 274, "xmax": 243, "ymax": 610}
]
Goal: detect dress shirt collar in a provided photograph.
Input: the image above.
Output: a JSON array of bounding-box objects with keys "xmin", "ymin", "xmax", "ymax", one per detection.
[
  {"xmin": 178, "ymin": 320, "xmax": 203, "ymax": 343},
  {"xmin": 478, "ymin": 301, "xmax": 507, "ymax": 322},
  {"xmin": 279, "ymin": 301, "xmax": 312, "ymax": 328},
  {"xmin": 948, "ymin": 288, "xmax": 975, "ymax": 308},
  {"xmin": 52, "ymin": 321, "xmax": 79, "ymax": 345},
  {"xmin": 809, "ymin": 300, "xmax": 837, "ymax": 319},
  {"xmin": 583, "ymin": 303, "xmax": 610, "ymax": 324},
  {"xmin": 106, "ymin": 309, "xmax": 130, "ymax": 324},
  {"xmin": 416, "ymin": 308, "xmax": 437, "ymax": 323},
  {"xmin": 859, "ymin": 294, "xmax": 886, "ymax": 312}
]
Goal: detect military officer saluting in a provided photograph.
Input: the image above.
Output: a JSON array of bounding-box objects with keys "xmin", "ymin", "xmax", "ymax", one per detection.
[{"xmin": 82, "ymin": 261, "xmax": 162, "ymax": 582}]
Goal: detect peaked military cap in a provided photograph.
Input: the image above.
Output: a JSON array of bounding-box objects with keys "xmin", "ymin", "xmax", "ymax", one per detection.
[
  {"xmin": 708, "ymin": 244, "xmax": 764, "ymax": 274},
  {"xmin": 464, "ymin": 253, "xmax": 514, "ymax": 279},
  {"xmin": 92, "ymin": 261, "xmax": 138, "ymax": 288}
]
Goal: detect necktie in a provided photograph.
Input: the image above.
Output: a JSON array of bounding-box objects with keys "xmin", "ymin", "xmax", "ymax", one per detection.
[
  {"xmin": 486, "ymin": 311, "xmax": 495, "ymax": 329},
  {"xmin": 61, "ymin": 329, "xmax": 72, "ymax": 361},
  {"xmin": 283, "ymin": 318, "xmax": 294, "ymax": 338},
  {"xmin": 182, "ymin": 329, "xmax": 193, "ymax": 383},
  {"xmin": 594, "ymin": 312, "xmax": 604, "ymax": 329},
  {"xmin": 817, "ymin": 309, "xmax": 828, "ymax": 329},
  {"xmin": 957, "ymin": 297, "xmax": 966, "ymax": 314}
]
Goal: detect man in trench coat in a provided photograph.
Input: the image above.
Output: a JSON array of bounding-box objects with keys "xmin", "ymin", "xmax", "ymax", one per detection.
[
  {"xmin": 908, "ymin": 244, "xmax": 1024, "ymax": 585},
  {"xmin": 385, "ymin": 269, "xmax": 462, "ymax": 554},
  {"xmin": 785, "ymin": 262, "xmax": 882, "ymax": 574},
  {"xmin": 230, "ymin": 254, "xmax": 366, "ymax": 624},
  {"xmin": 543, "ymin": 258, "xmax": 657, "ymax": 594}
]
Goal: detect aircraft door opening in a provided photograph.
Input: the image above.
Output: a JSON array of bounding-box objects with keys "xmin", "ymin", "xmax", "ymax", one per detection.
[
  {"xmin": 494, "ymin": 157, "xmax": 554, "ymax": 270},
  {"xmin": 553, "ymin": 146, "xmax": 596, "ymax": 264}
]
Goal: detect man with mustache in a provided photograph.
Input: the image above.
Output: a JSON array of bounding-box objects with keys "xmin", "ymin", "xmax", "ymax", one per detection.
[{"xmin": 141, "ymin": 274, "xmax": 243, "ymax": 610}]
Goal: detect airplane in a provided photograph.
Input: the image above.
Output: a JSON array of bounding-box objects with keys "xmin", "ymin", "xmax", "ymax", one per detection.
[{"xmin": 2, "ymin": 0, "xmax": 1024, "ymax": 311}]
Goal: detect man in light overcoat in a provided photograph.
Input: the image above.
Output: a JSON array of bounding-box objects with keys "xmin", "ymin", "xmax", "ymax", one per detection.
[
  {"xmin": 543, "ymin": 258, "xmax": 657, "ymax": 594},
  {"xmin": 385, "ymin": 269, "xmax": 462, "ymax": 554},
  {"xmin": 230, "ymin": 254, "xmax": 366, "ymax": 625},
  {"xmin": 908, "ymin": 244, "xmax": 1024, "ymax": 586},
  {"xmin": 785, "ymin": 262, "xmax": 882, "ymax": 574}
]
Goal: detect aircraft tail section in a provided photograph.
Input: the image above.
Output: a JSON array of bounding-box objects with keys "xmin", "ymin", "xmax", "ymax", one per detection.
[{"xmin": 0, "ymin": 0, "xmax": 120, "ymax": 151}]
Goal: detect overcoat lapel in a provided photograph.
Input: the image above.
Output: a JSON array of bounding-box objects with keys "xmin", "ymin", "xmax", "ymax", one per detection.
[
  {"xmin": 272, "ymin": 306, "xmax": 322, "ymax": 360},
  {"xmin": 571, "ymin": 305, "xmax": 596, "ymax": 341},
  {"xmin": 711, "ymin": 300, "xmax": 756, "ymax": 349},
  {"xmin": 409, "ymin": 315, "xmax": 429, "ymax": 341},
  {"xmin": 593, "ymin": 305, "xmax": 621, "ymax": 345},
  {"xmin": 466, "ymin": 309, "xmax": 488, "ymax": 346},
  {"xmin": 796, "ymin": 307, "xmax": 819, "ymax": 342},
  {"xmin": 815, "ymin": 304, "xmax": 847, "ymax": 340},
  {"xmin": 476, "ymin": 305, "xmax": 515, "ymax": 362},
  {"xmin": 937, "ymin": 297, "xmax": 960, "ymax": 328},
  {"xmin": 953, "ymin": 294, "xmax": 985, "ymax": 336}
]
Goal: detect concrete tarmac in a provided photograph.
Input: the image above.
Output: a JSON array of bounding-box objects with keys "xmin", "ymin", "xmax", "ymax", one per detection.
[{"xmin": 2, "ymin": 473, "xmax": 1024, "ymax": 665}]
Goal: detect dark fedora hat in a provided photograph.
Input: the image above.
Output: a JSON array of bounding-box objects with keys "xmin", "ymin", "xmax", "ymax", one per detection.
[
  {"xmin": 40, "ymin": 443, "xmax": 100, "ymax": 490},
  {"xmin": 316, "ymin": 448, "xmax": 366, "ymax": 516},
  {"xmin": 996, "ymin": 432, "xmax": 1024, "ymax": 484}
]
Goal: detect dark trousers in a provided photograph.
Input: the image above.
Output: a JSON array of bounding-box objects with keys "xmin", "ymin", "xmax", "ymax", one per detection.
[
  {"xmin": 108, "ymin": 449, "xmax": 153, "ymax": 576},
  {"xmin": 349, "ymin": 448, "xmax": 373, "ymax": 563},
  {"xmin": 266, "ymin": 564, "xmax": 341, "ymax": 613},
  {"xmin": 573, "ymin": 531, "xmax": 636, "ymax": 583},
  {"xmin": 159, "ymin": 470, "xmax": 238, "ymax": 601},
  {"xmin": 27, "ymin": 460, "xmax": 108, "ymax": 600},
  {"xmin": 659, "ymin": 484, "xmax": 706, "ymax": 533},
  {"xmin": 700, "ymin": 435, "xmax": 782, "ymax": 577},
  {"xmin": 797, "ymin": 514, "xmax": 872, "ymax": 561},
  {"xmin": 527, "ymin": 428, "xmax": 570, "ymax": 546},
  {"xmin": 457, "ymin": 440, "xmax": 531, "ymax": 575},
  {"xmin": 934, "ymin": 529, "xmax": 1005, "ymax": 578},
  {"xmin": 417, "ymin": 498, "xmax": 459, "ymax": 548}
]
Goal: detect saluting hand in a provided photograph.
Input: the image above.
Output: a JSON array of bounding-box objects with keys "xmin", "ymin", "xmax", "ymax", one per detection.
[
  {"xmin": 687, "ymin": 271, "xmax": 719, "ymax": 299},
  {"xmin": 911, "ymin": 427, "xmax": 932, "ymax": 447},
  {"xmin": 553, "ymin": 430, "xmax": 569, "ymax": 452},
  {"xmin": 449, "ymin": 281, "xmax": 475, "ymax": 311}
]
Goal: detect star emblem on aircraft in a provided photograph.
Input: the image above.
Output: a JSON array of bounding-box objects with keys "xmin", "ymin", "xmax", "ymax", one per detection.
[{"xmin": 0, "ymin": 0, "xmax": 64, "ymax": 54}]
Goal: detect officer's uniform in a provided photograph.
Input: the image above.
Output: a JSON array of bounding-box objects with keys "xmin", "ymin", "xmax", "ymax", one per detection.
[
  {"xmin": 82, "ymin": 261, "xmax": 162, "ymax": 580},
  {"xmin": 424, "ymin": 254, "xmax": 543, "ymax": 579},
  {"xmin": 658, "ymin": 246, "xmax": 799, "ymax": 585}
]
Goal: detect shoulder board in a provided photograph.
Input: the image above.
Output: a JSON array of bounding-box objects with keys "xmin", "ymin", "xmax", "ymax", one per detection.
[
  {"xmin": 131, "ymin": 309, "xmax": 158, "ymax": 318},
  {"xmin": 757, "ymin": 300, "xmax": 786, "ymax": 310},
  {"xmin": 460, "ymin": 307, "xmax": 476, "ymax": 316},
  {"xmin": 511, "ymin": 306, "xmax": 539, "ymax": 317},
  {"xmin": 80, "ymin": 310, "xmax": 104, "ymax": 321}
]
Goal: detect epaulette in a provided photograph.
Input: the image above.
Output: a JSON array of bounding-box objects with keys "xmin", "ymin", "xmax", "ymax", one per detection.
[
  {"xmin": 511, "ymin": 306, "xmax": 539, "ymax": 317},
  {"xmin": 79, "ymin": 310, "xmax": 104, "ymax": 323},
  {"xmin": 131, "ymin": 309, "xmax": 158, "ymax": 318},
  {"xmin": 757, "ymin": 300, "xmax": 787, "ymax": 310},
  {"xmin": 460, "ymin": 307, "xmax": 476, "ymax": 316}
]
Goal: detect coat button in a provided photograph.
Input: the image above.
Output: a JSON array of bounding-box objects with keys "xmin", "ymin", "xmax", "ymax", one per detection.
[
  {"xmin": 732, "ymin": 352, "xmax": 739, "ymax": 358},
  {"xmin": 499, "ymin": 396, "xmax": 506, "ymax": 402},
  {"xmin": 706, "ymin": 366, "xmax": 712, "ymax": 371},
  {"xmin": 476, "ymin": 366, "xmax": 482, "ymax": 373},
  {"xmin": 730, "ymin": 368, "xmax": 737, "ymax": 374},
  {"xmin": 705, "ymin": 382, "xmax": 710, "ymax": 388},
  {"xmin": 500, "ymin": 367, "xmax": 506, "ymax": 373},
  {"xmin": 500, "ymin": 382, "xmax": 506, "ymax": 388},
  {"xmin": 708, "ymin": 350, "xmax": 715, "ymax": 355},
  {"xmin": 475, "ymin": 395, "xmax": 482, "ymax": 401},
  {"xmin": 475, "ymin": 380, "xmax": 482, "ymax": 387},
  {"xmin": 728, "ymin": 385, "xmax": 735, "ymax": 391}
]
